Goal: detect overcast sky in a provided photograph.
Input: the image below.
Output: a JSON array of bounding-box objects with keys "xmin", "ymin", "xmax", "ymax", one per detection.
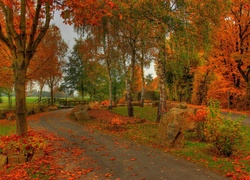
[{"xmin": 52, "ymin": 11, "xmax": 78, "ymax": 51}]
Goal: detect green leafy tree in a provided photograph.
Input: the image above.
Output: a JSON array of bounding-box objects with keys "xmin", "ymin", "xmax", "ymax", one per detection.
[{"xmin": 61, "ymin": 43, "xmax": 86, "ymax": 98}]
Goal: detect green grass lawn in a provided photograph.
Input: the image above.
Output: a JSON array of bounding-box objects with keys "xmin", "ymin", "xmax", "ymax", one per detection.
[
  {"xmin": 113, "ymin": 106, "xmax": 158, "ymax": 122},
  {"xmin": 0, "ymin": 96, "xmax": 41, "ymax": 109}
]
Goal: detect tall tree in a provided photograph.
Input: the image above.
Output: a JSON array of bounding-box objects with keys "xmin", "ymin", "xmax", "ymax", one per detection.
[
  {"xmin": 61, "ymin": 41, "xmax": 86, "ymax": 97},
  {"xmin": 113, "ymin": 0, "xmax": 149, "ymax": 117},
  {"xmin": 28, "ymin": 25, "xmax": 67, "ymax": 104},
  {"xmin": 210, "ymin": 0, "xmax": 250, "ymax": 107},
  {"xmin": 0, "ymin": 0, "xmax": 54, "ymax": 135}
]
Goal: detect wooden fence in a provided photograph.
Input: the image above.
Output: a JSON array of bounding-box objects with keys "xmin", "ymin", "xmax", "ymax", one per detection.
[{"xmin": 58, "ymin": 99, "xmax": 87, "ymax": 108}]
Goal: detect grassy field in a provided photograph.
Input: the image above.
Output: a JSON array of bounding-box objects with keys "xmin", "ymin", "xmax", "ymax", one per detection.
[{"xmin": 0, "ymin": 96, "xmax": 40, "ymax": 109}]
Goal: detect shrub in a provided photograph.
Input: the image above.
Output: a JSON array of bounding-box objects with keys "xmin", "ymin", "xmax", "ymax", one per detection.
[
  {"xmin": 144, "ymin": 100, "xmax": 152, "ymax": 103},
  {"xmin": 204, "ymin": 100, "xmax": 245, "ymax": 157},
  {"xmin": 118, "ymin": 97, "xmax": 126, "ymax": 104},
  {"xmin": 100, "ymin": 100, "xmax": 109, "ymax": 107},
  {"xmin": 189, "ymin": 109, "xmax": 207, "ymax": 141},
  {"xmin": 89, "ymin": 101, "xmax": 100, "ymax": 109},
  {"xmin": 111, "ymin": 117, "xmax": 123, "ymax": 126},
  {"xmin": 0, "ymin": 131, "xmax": 47, "ymax": 156},
  {"xmin": 100, "ymin": 100, "xmax": 115, "ymax": 107}
]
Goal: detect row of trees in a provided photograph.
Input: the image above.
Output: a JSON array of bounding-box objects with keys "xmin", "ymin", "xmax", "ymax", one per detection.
[
  {"xmin": 61, "ymin": 0, "xmax": 250, "ymax": 121},
  {"xmin": 0, "ymin": 0, "xmax": 249, "ymax": 135}
]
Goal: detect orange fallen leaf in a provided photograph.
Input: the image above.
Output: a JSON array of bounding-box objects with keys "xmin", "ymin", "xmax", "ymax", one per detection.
[
  {"xmin": 226, "ymin": 172, "xmax": 234, "ymax": 177},
  {"xmin": 105, "ymin": 173, "xmax": 113, "ymax": 177}
]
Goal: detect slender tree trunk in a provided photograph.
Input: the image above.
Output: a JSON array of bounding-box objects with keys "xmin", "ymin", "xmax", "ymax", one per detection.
[
  {"xmin": 108, "ymin": 75, "xmax": 113, "ymax": 109},
  {"xmin": 39, "ymin": 82, "xmax": 45, "ymax": 101},
  {"xmin": 14, "ymin": 68, "xmax": 28, "ymax": 136},
  {"xmin": 107, "ymin": 60, "xmax": 113, "ymax": 109},
  {"xmin": 50, "ymin": 84, "xmax": 54, "ymax": 106},
  {"xmin": 7, "ymin": 90, "xmax": 13, "ymax": 109},
  {"xmin": 127, "ymin": 49, "xmax": 136, "ymax": 117},
  {"xmin": 126, "ymin": 78, "xmax": 134, "ymax": 117},
  {"xmin": 140, "ymin": 61, "xmax": 145, "ymax": 107},
  {"xmin": 113, "ymin": 80, "xmax": 117, "ymax": 103},
  {"xmin": 247, "ymin": 83, "xmax": 250, "ymax": 106},
  {"xmin": 156, "ymin": 54, "xmax": 167, "ymax": 123}
]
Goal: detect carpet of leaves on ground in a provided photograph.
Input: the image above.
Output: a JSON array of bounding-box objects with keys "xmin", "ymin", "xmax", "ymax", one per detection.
[
  {"xmin": 1, "ymin": 109, "xmax": 250, "ymax": 179},
  {"xmin": 88, "ymin": 109, "xmax": 146, "ymax": 125},
  {"xmin": 0, "ymin": 112, "xmax": 102, "ymax": 180}
]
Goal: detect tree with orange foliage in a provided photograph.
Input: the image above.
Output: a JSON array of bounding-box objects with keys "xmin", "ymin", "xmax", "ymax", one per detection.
[
  {"xmin": 0, "ymin": 0, "xmax": 59, "ymax": 135},
  {"xmin": 209, "ymin": 0, "xmax": 250, "ymax": 108},
  {"xmin": 28, "ymin": 25, "xmax": 67, "ymax": 105}
]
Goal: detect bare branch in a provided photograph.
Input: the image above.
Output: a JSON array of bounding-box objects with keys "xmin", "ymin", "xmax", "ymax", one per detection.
[
  {"xmin": 20, "ymin": 0, "xmax": 27, "ymax": 48},
  {"xmin": 27, "ymin": 0, "xmax": 42, "ymax": 51},
  {"xmin": 29, "ymin": 1, "xmax": 51, "ymax": 60}
]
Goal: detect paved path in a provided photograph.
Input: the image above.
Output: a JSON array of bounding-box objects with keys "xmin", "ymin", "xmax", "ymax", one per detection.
[
  {"xmin": 222, "ymin": 111, "xmax": 250, "ymax": 126},
  {"xmin": 28, "ymin": 109, "xmax": 227, "ymax": 180}
]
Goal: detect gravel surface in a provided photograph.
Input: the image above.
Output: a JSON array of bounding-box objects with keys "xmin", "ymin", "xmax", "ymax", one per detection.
[{"xmin": 28, "ymin": 109, "xmax": 227, "ymax": 180}]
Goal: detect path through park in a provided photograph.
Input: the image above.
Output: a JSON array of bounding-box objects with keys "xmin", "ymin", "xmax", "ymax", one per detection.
[{"xmin": 28, "ymin": 109, "xmax": 227, "ymax": 180}]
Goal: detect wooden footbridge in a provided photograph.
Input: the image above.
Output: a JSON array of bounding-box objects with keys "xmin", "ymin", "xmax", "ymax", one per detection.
[{"xmin": 58, "ymin": 99, "xmax": 87, "ymax": 108}]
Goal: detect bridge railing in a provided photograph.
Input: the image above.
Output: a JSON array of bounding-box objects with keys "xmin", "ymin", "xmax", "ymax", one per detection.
[{"xmin": 58, "ymin": 99, "xmax": 87, "ymax": 108}]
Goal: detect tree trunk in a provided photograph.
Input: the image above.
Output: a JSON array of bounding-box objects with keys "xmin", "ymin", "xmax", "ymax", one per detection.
[
  {"xmin": 108, "ymin": 75, "xmax": 113, "ymax": 109},
  {"xmin": 107, "ymin": 61, "xmax": 113, "ymax": 109},
  {"xmin": 14, "ymin": 68, "xmax": 28, "ymax": 136},
  {"xmin": 50, "ymin": 84, "xmax": 54, "ymax": 106},
  {"xmin": 246, "ymin": 83, "xmax": 250, "ymax": 107},
  {"xmin": 39, "ymin": 82, "xmax": 45, "ymax": 101},
  {"xmin": 7, "ymin": 90, "xmax": 13, "ymax": 109},
  {"xmin": 126, "ymin": 48, "xmax": 136, "ymax": 117},
  {"xmin": 140, "ymin": 60, "xmax": 145, "ymax": 107},
  {"xmin": 126, "ymin": 79, "xmax": 134, "ymax": 117},
  {"xmin": 156, "ymin": 58, "xmax": 167, "ymax": 122}
]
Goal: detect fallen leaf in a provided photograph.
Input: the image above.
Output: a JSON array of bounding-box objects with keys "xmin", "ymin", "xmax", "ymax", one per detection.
[{"xmin": 105, "ymin": 173, "xmax": 113, "ymax": 177}]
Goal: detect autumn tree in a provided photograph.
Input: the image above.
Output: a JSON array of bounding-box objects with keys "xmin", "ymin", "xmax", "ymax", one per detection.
[
  {"xmin": 209, "ymin": 0, "xmax": 250, "ymax": 108},
  {"xmin": 28, "ymin": 25, "xmax": 67, "ymax": 105},
  {"xmin": 141, "ymin": 0, "xmax": 228, "ymax": 121}
]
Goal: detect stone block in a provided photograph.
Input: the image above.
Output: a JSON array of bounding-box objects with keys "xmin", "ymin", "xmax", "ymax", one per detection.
[
  {"xmin": 74, "ymin": 110, "xmax": 90, "ymax": 121},
  {"xmin": 8, "ymin": 155, "xmax": 27, "ymax": 165},
  {"xmin": 0, "ymin": 155, "xmax": 7, "ymax": 167}
]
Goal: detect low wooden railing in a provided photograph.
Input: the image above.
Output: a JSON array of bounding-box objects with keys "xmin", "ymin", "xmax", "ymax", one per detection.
[{"xmin": 58, "ymin": 99, "xmax": 87, "ymax": 108}]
